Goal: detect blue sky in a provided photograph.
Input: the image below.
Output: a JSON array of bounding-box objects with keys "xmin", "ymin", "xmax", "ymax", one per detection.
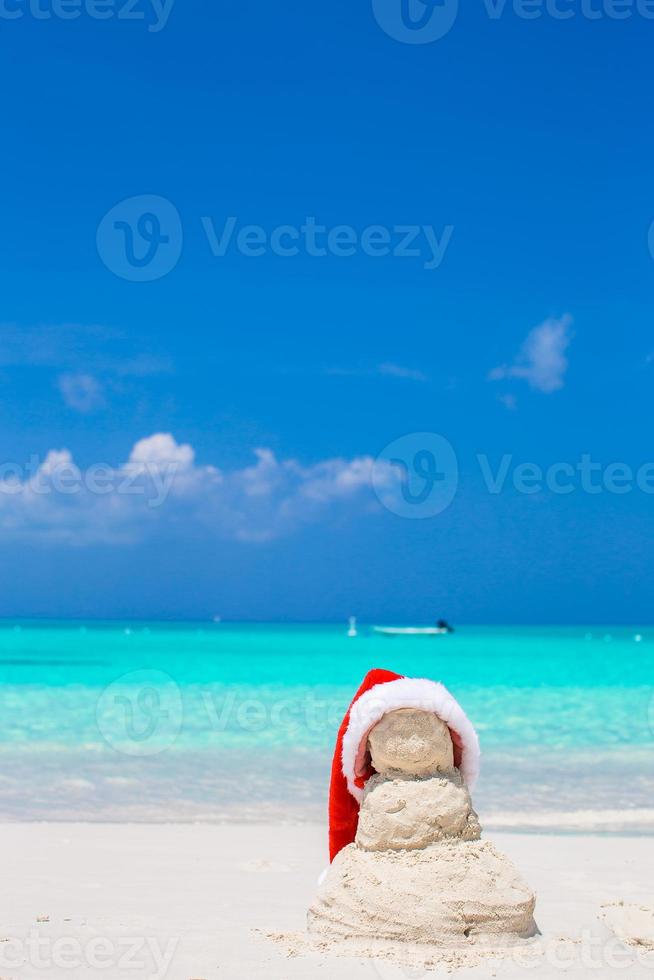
[{"xmin": 1, "ymin": 0, "xmax": 653, "ymax": 621}]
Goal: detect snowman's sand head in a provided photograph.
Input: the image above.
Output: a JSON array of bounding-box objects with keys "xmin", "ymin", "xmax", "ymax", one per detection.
[{"xmin": 367, "ymin": 707, "xmax": 454, "ymax": 776}]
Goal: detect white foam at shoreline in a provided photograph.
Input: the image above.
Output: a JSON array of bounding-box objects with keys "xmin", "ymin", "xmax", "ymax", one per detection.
[{"xmin": 483, "ymin": 808, "xmax": 654, "ymax": 831}]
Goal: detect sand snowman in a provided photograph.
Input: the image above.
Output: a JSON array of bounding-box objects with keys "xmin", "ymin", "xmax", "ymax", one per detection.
[{"xmin": 308, "ymin": 669, "xmax": 537, "ymax": 946}]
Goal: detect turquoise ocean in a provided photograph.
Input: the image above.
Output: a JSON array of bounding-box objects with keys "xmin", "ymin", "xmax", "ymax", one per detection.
[{"xmin": 0, "ymin": 622, "xmax": 652, "ymax": 831}]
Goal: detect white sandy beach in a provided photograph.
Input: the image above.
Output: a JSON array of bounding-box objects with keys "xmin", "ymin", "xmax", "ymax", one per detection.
[{"xmin": 1, "ymin": 822, "xmax": 653, "ymax": 979}]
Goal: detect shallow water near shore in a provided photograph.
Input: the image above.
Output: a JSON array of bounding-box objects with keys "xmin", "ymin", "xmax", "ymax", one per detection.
[{"xmin": 0, "ymin": 621, "xmax": 652, "ymax": 828}]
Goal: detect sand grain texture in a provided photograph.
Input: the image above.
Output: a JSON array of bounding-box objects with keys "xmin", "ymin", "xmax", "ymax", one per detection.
[
  {"xmin": 309, "ymin": 769, "xmax": 537, "ymax": 947},
  {"xmin": 601, "ymin": 902, "xmax": 654, "ymax": 950}
]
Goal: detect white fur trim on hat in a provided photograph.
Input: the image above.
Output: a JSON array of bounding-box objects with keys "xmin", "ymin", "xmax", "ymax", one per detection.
[{"xmin": 341, "ymin": 677, "xmax": 480, "ymax": 802}]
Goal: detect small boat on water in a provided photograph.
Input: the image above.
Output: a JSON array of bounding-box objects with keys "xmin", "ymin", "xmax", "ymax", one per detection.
[
  {"xmin": 373, "ymin": 620, "xmax": 454, "ymax": 637},
  {"xmin": 347, "ymin": 616, "xmax": 358, "ymax": 638}
]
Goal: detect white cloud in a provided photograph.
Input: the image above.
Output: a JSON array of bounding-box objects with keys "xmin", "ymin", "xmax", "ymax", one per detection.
[
  {"xmin": 38, "ymin": 449, "xmax": 79, "ymax": 477},
  {"xmin": 58, "ymin": 373, "xmax": 106, "ymax": 413},
  {"xmin": 489, "ymin": 315, "xmax": 573, "ymax": 394},
  {"xmin": 128, "ymin": 433, "xmax": 195, "ymax": 472},
  {"xmin": 498, "ymin": 393, "xmax": 517, "ymax": 411},
  {"xmin": 377, "ymin": 363, "xmax": 428, "ymax": 383},
  {"xmin": 0, "ymin": 323, "xmax": 171, "ymax": 376},
  {"xmin": 0, "ymin": 434, "xmax": 390, "ymax": 546},
  {"xmin": 327, "ymin": 363, "xmax": 428, "ymax": 383}
]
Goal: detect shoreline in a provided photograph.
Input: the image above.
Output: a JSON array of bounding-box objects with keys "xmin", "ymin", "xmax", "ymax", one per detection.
[
  {"xmin": 1, "ymin": 821, "xmax": 654, "ymax": 837},
  {"xmin": 1, "ymin": 809, "xmax": 654, "ymax": 834}
]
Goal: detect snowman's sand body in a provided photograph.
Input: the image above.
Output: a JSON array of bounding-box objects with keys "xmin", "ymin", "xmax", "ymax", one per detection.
[{"xmin": 308, "ymin": 709, "xmax": 537, "ymax": 945}]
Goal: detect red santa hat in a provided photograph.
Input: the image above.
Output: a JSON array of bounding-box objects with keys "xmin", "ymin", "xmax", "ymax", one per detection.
[{"xmin": 328, "ymin": 668, "xmax": 480, "ymax": 862}]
